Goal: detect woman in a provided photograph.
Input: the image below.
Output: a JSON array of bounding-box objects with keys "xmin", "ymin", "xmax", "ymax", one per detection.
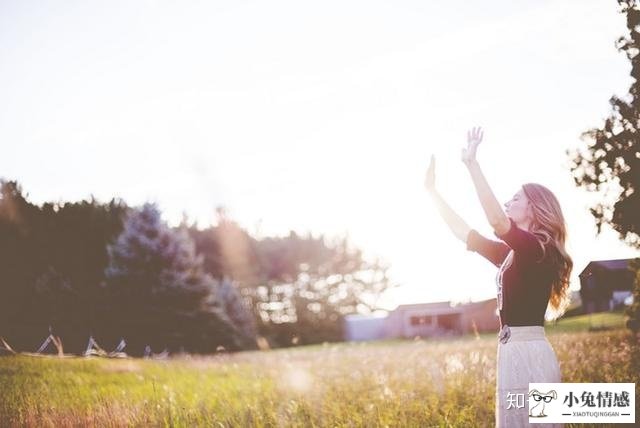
[{"xmin": 424, "ymin": 127, "xmax": 572, "ymax": 427}]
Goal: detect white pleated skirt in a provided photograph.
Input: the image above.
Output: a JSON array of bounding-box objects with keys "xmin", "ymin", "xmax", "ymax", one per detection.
[{"xmin": 495, "ymin": 325, "xmax": 563, "ymax": 428}]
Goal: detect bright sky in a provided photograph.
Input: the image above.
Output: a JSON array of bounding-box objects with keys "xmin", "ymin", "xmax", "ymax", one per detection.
[{"xmin": 1, "ymin": 0, "xmax": 639, "ymax": 311}]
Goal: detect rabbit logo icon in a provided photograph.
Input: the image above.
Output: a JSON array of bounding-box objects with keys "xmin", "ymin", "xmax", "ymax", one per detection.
[{"xmin": 528, "ymin": 389, "xmax": 557, "ymax": 418}]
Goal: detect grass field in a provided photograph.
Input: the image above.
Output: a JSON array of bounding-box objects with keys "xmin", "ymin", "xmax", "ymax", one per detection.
[
  {"xmin": 1, "ymin": 312, "xmax": 638, "ymax": 427},
  {"xmin": 544, "ymin": 308, "xmax": 629, "ymax": 333}
]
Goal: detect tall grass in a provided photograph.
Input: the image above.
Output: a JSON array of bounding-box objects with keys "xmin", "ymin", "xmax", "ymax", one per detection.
[{"xmin": 1, "ymin": 326, "xmax": 638, "ymax": 427}]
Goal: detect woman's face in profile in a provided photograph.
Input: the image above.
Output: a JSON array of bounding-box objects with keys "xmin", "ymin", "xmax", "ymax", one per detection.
[{"xmin": 504, "ymin": 189, "xmax": 532, "ymax": 226}]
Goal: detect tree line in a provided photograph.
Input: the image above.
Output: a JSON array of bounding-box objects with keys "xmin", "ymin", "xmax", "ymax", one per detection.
[{"xmin": 0, "ymin": 180, "xmax": 396, "ymax": 356}]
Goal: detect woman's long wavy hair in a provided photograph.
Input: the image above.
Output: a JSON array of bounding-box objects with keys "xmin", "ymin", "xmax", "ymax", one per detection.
[{"xmin": 522, "ymin": 183, "xmax": 573, "ymax": 319}]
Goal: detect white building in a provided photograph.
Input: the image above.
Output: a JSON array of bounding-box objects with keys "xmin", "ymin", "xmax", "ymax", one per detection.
[
  {"xmin": 343, "ymin": 313, "xmax": 388, "ymax": 341},
  {"xmin": 344, "ymin": 298, "xmax": 500, "ymax": 342}
]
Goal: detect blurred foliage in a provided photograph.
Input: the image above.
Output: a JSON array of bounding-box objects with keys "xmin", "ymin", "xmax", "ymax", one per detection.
[
  {"xmin": 567, "ymin": 0, "xmax": 640, "ymax": 336},
  {"xmin": 0, "ymin": 179, "xmax": 395, "ymax": 353},
  {"xmin": 567, "ymin": 0, "xmax": 640, "ymax": 248}
]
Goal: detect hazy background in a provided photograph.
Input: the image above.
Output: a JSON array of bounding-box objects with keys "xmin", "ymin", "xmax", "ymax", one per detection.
[{"xmin": 1, "ymin": 0, "xmax": 638, "ymax": 310}]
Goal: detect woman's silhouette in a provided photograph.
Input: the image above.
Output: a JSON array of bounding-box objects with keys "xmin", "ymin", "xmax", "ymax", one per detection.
[{"xmin": 424, "ymin": 127, "xmax": 572, "ymax": 427}]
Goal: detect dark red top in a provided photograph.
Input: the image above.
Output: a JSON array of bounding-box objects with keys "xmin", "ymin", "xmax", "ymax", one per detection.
[{"xmin": 466, "ymin": 218, "xmax": 555, "ymax": 327}]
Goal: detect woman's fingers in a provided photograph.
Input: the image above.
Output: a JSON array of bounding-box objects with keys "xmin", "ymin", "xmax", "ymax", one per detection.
[
  {"xmin": 467, "ymin": 126, "xmax": 483, "ymax": 143},
  {"xmin": 468, "ymin": 127, "xmax": 477, "ymax": 143},
  {"xmin": 464, "ymin": 127, "xmax": 484, "ymax": 164}
]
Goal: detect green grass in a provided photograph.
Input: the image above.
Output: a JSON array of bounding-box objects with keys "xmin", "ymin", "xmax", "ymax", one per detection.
[
  {"xmin": 545, "ymin": 309, "xmax": 628, "ymax": 334},
  {"xmin": 1, "ymin": 323, "xmax": 639, "ymax": 427}
]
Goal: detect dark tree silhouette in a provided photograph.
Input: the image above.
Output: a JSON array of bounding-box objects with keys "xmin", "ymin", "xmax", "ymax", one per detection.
[
  {"xmin": 0, "ymin": 179, "xmax": 394, "ymax": 352},
  {"xmin": 104, "ymin": 203, "xmax": 242, "ymax": 354},
  {"xmin": 567, "ymin": 0, "xmax": 640, "ymax": 248},
  {"xmin": 567, "ymin": 0, "xmax": 640, "ymax": 333},
  {"xmin": 0, "ymin": 180, "xmax": 129, "ymax": 352},
  {"xmin": 628, "ymin": 258, "xmax": 640, "ymax": 332}
]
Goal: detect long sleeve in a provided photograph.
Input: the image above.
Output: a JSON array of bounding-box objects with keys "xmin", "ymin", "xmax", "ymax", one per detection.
[
  {"xmin": 493, "ymin": 218, "xmax": 545, "ymax": 263},
  {"xmin": 466, "ymin": 229, "xmax": 511, "ymax": 268}
]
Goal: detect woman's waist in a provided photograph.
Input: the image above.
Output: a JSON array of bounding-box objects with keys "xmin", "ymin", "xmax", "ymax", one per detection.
[{"xmin": 498, "ymin": 324, "xmax": 547, "ymax": 343}]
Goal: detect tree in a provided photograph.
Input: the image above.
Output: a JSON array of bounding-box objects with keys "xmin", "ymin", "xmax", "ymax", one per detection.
[
  {"xmin": 567, "ymin": 0, "xmax": 640, "ymax": 333},
  {"xmin": 37, "ymin": 197, "xmax": 129, "ymax": 352},
  {"xmin": 0, "ymin": 180, "xmax": 43, "ymax": 349},
  {"xmin": 104, "ymin": 202, "xmax": 240, "ymax": 354},
  {"xmin": 187, "ymin": 212, "xmax": 398, "ymax": 347},
  {"xmin": 248, "ymin": 233, "xmax": 398, "ymax": 347},
  {"xmin": 567, "ymin": 0, "xmax": 640, "ymax": 248},
  {"xmin": 215, "ymin": 276, "xmax": 258, "ymax": 349},
  {"xmin": 627, "ymin": 258, "xmax": 640, "ymax": 333},
  {"xmin": 0, "ymin": 180, "xmax": 130, "ymax": 352}
]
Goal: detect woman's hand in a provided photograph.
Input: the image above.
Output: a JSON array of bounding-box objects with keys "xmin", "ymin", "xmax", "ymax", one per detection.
[
  {"xmin": 462, "ymin": 126, "xmax": 483, "ymax": 166},
  {"xmin": 424, "ymin": 154, "xmax": 436, "ymax": 192},
  {"xmin": 423, "ymin": 153, "xmax": 472, "ymax": 242}
]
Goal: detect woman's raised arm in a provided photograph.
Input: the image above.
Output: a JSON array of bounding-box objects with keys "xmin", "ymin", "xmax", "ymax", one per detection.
[
  {"xmin": 424, "ymin": 155, "xmax": 471, "ymax": 243},
  {"xmin": 462, "ymin": 127, "xmax": 511, "ymax": 236}
]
